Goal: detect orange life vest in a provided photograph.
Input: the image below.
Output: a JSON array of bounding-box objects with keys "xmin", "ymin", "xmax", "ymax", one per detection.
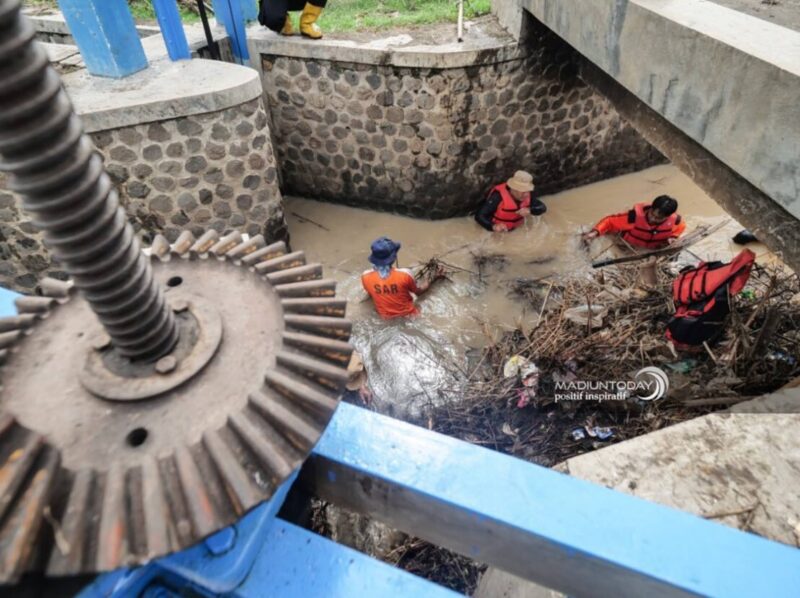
[
  {"xmin": 621, "ymin": 203, "xmax": 681, "ymax": 249},
  {"xmin": 491, "ymin": 184, "xmax": 530, "ymax": 231},
  {"xmin": 666, "ymin": 249, "xmax": 755, "ymax": 347}
]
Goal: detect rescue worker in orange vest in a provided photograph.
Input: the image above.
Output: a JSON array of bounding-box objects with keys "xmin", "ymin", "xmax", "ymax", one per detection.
[
  {"xmin": 667, "ymin": 249, "xmax": 756, "ymax": 350},
  {"xmin": 582, "ymin": 195, "xmax": 686, "ymax": 248},
  {"xmin": 475, "ymin": 171, "xmax": 546, "ymax": 232},
  {"xmin": 361, "ymin": 237, "xmax": 444, "ymax": 319}
]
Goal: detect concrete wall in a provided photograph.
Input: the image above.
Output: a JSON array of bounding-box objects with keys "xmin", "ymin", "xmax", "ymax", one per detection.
[
  {"xmin": 499, "ymin": 0, "xmax": 800, "ymax": 222},
  {"xmin": 252, "ymin": 29, "xmax": 663, "ymax": 217},
  {"xmin": 0, "ymin": 60, "xmax": 286, "ymax": 293}
]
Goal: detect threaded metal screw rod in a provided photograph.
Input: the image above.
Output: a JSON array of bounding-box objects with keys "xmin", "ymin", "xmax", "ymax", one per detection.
[{"xmin": 0, "ymin": 1, "xmax": 177, "ymax": 360}]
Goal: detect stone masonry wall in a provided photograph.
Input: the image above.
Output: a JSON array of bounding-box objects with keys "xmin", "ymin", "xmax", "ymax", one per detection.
[
  {"xmin": 0, "ymin": 98, "xmax": 286, "ymax": 292},
  {"xmin": 260, "ymin": 27, "xmax": 664, "ymax": 218}
]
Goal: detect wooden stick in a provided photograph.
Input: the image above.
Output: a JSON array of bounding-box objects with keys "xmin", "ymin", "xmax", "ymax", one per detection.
[
  {"xmin": 290, "ymin": 211, "xmax": 331, "ymax": 231},
  {"xmin": 592, "ymin": 220, "xmax": 729, "ymax": 269}
]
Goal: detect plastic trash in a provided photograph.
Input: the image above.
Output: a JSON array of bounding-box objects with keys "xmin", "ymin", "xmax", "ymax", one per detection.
[
  {"xmin": 503, "ymin": 355, "xmax": 529, "ymax": 378},
  {"xmin": 564, "ymin": 304, "xmax": 608, "ymax": 329},
  {"xmin": 571, "ymin": 428, "xmax": 586, "ymax": 441},
  {"xmin": 586, "ymin": 426, "xmax": 614, "ymax": 440},
  {"xmin": 767, "ymin": 351, "xmax": 797, "ymax": 366},
  {"xmin": 733, "ymin": 229, "xmax": 759, "ymax": 245},
  {"xmin": 666, "ymin": 359, "xmax": 698, "ymax": 374}
]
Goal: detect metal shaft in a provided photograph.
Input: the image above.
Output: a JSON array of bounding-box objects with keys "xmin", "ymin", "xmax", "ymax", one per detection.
[{"xmin": 0, "ymin": 0, "xmax": 178, "ymax": 360}]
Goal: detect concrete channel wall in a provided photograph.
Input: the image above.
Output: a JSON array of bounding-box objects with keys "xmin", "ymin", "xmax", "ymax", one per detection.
[
  {"xmin": 496, "ymin": 0, "xmax": 800, "ymax": 222},
  {"xmin": 0, "ymin": 59, "xmax": 286, "ymax": 292},
  {"xmin": 248, "ymin": 28, "xmax": 663, "ymax": 217}
]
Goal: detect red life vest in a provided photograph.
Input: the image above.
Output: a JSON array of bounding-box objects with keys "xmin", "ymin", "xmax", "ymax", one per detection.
[
  {"xmin": 491, "ymin": 184, "xmax": 530, "ymax": 231},
  {"xmin": 666, "ymin": 249, "xmax": 755, "ymax": 347},
  {"xmin": 622, "ymin": 203, "xmax": 681, "ymax": 249}
]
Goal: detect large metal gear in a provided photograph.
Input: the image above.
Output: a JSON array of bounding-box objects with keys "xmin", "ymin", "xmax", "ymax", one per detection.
[{"xmin": 0, "ymin": 0, "xmax": 352, "ymax": 584}]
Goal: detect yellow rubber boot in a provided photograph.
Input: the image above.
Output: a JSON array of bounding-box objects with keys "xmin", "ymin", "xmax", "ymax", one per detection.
[
  {"xmin": 280, "ymin": 15, "xmax": 295, "ymax": 35},
  {"xmin": 299, "ymin": 3, "xmax": 323, "ymax": 39}
]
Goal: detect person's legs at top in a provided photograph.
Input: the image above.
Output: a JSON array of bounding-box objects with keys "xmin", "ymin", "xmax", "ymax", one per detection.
[
  {"xmin": 300, "ymin": 0, "xmax": 327, "ymax": 38},
  {"xmin": 259, "ymin": 0, "xmax": 303, "ymax": 34}
]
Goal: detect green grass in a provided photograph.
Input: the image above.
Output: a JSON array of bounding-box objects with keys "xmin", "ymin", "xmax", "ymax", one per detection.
[
  {"xmin": 26, "ymin": 0, "xmax": 491, "ymax": 33},
  {"xmin": 317, "ymin": 0, "xmax": 492, "ymax": 33}
]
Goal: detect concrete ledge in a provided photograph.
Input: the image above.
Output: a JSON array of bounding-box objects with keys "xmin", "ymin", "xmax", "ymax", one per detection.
[
  {"xmin": 62, "ymin": 59, "xmax": 263, "ymax": 133},
  {"xmin": 519, "ymin": 0, "xmax": 800, "ymax": 219},
  {"xmin": 246, "ymin": 25, "xmax": 526, "ymax": 68}
]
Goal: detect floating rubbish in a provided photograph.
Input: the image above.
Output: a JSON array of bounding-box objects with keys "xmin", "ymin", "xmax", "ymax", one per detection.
[
  {"xmin": 503, "ymin": 355, "xmax": 529, "ymax": 378},
  {"xmin": 564, "ymin": 304, "xmax": 608, "ymax": 329},
  {"xmin": 501, "ymin": 422, "xmax": 518, "ymax": 437},
  {"xmin": 571, "ymin": 428, "xmax": 586, "ymax": 441},
  {"xmin": 666, "ymin": 359, "xmax": 699, "ymax": 374},
  {"xmin": 516, "ymin": 388, "xmax": 531, "ymax": 409},
  {"xmin": 733, "ymin": 229, "xmax": 759, "ymax": 245},
  {"xmin": 767, "ymin": 351, "xmax": 797, "ymax": 366},
  {"xmin": 585, "ymin": 426, "xmax": 614, "ymax": 440},
  {"xmin": 740, "ymin": 289, "xmax": 757, "ymax": 301}
]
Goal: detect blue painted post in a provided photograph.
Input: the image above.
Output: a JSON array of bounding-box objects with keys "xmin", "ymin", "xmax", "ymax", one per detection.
[
  {"xmin": 152, "ymin": 0, "xmax": 192, "ymax": 61},
  {"xmin": 214, "ymin": 0, "xmax": 258, "ymax": 24},
  {"xmin": 212, "ymin": 0, "xmax": 250, "ymax": 64},
  {"xmin": 58, "ymin": 0, "xmax": 148, "ymax": 78}
]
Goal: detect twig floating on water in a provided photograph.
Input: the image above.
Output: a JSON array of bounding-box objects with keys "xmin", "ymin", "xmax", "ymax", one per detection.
[{"xmin": 291, "ymin": 211, "xmax": 331, "ymax": 231}]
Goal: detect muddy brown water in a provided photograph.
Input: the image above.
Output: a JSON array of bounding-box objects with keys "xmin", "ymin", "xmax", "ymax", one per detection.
[{"xmin": 286, "ymin": 164, "xmax": 775, "ymax": 416}]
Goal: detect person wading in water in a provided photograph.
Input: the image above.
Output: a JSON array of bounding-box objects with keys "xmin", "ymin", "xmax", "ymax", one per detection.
[
  {"xmin": 475, "ymin": 170, "xmax": 546, "ymax": 232},
  {"xmin": 361, "ymin": 237, "xmax": 444, "ymax": 319}
]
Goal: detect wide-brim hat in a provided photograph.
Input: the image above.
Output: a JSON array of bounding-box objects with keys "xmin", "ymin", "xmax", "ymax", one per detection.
[
  {"xmin": 507, "ymin": 170, "xmax": 535, "ymax": 193},
  {"xmin": 368, "ymin": 236, "xmax": 401, "ymax": 267}
]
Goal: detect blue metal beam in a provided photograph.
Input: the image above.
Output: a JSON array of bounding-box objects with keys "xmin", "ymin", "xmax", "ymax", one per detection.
[
  {"xmin": 151, "ymin": 0, "xmax": 191, "ymax": 61},
  {"xmin": 58, "ymin": 0, "xmax": 148, "ymax": 78},
  {"xmin": 212, "ymin": 0, "xmax": 250, "ymax": 63},
  {"xmin": 309, "ymin": 403, "xmax": 800, "ymax": 597}
]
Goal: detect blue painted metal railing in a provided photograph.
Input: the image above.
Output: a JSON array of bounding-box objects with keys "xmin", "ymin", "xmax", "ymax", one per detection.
[
  {"xmin": 59, "ymin": 0, "xmax": 148, "ymax": 78},
  {"xmin": 212, "ymin": 0, "xmax": 251, "ymax": 63},
  {"xmin": 151, "ymin": 0, "xmax": 192, "ymax": 61}
]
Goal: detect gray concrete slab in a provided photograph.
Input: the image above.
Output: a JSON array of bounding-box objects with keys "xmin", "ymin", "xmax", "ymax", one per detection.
[
  {"xmin": 62, "ymin": 58, "xmax": 262, "ymax": 133},
  {"xmin": 496, "ymin": 0, "xmax": 800, "ymax": 222},
  {"xmin": 40, "ymin": 41, "xmax": 79, "ymax": 63},
  {"xmin": 246, "ymin": 18, "xmax": 523, "ymax": 68},
  {"xmin": 477, "ymin": 388, "xmax": 800, "ymax": 597},
  {"xmin": 712, "ymin": 0, "xmax": 800, "ymax": 32}
]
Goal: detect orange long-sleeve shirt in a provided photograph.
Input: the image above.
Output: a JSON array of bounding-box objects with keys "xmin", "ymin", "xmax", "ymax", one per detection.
[{"xmin": 593, "ymin": 209, "xmax": 686, "ymax": 239}]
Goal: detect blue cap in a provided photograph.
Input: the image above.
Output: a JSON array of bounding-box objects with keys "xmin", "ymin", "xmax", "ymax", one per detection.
[{"xmin": 368, "ymin": 237, "xmax": 401, "ymax": 267}]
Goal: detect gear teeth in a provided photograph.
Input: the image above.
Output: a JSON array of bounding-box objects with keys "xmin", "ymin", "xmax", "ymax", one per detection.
[
  {"xmin": 174, "ymin": 446, "xmax": 219, "ymax": 540},
  {"xmin": 254, "ymin": 251, "xmax": 306, "ymax": 275},
  {"xmin": 150, "ymin": 234, "xmax": 171, "ymax": 260},
  {"xmin": 273, "ymin": 278, "xmax": 337, "ymax": 298},
  {"xmin": 263, "ymin": 369, "xmax": 338, "ymax": 418},
  {"xmin": 210, "ymin": 231, "xmax": 242, "ymax": 258},
  {"xmin": 276, "ymin": 351, "xmax": 349, "ymax": 391},
  {"xmin": 38, "ymin": 277, "xmax": 73, "ymax": 298},
  {"xmin": 0, "ymin": 350, "xmax": 8, "ymax": 365},
  {"xmin": 284, "ymin": 314, "xmax": 352, "ymax": 340},
  {"xmin": 14, "ymin": 295, "xmax": 56, "ymax": 314},
  {"xmin": 46, "ymin": 470, "xmax": 94, "ymax": 576},
  {"xmin": 266, "ymin": 264, "xmax": 322, "ymax": 285},
  {"xmin": 0, "ymin": 315, "xmax": 37, "ymax": 333},
  {"xmin": 226, "ymin": 234, "xmax": 266, "ymax": 261},
  {"xmin": 190, "ymin": 230, "xmax": 219, "ymax": 255},
  {"xmin": 202, "ymin": 431, "xmax": 262, "ymax": 515},
  {"xmin": 248, "ymin": 392, "xmax": 318, "ymax": 452},
  {"xmin": 96, "ymin": 466, "xmax": 129, "ymax": 571},
  {"xmin": 172, "ymin": 230, "xmax": 195, "ymax": 256},
  {"xmin": 228, "ymin": 413, "xmax": 294, "ymax": 486},
  {"xmin": 0, "ymin": 433, "xmax": 44, "ymax": 521},
  {"xmin": 0, "ymin": 444, "xmax": 59, "ymax": 584},
  {"xmin": 281, "ymin": 298, "xmax": 347, "ymax": 317},
  {"xmin": 140, "ymin": 457, "xmax": 173, "ymax": 559},
  {"xmin": 241, "ymin": 241, "xmax": 287, "ymax": 266},
  {"xmin": 282, "ymin": 331, "xmax": 353, "ymax": 366}
]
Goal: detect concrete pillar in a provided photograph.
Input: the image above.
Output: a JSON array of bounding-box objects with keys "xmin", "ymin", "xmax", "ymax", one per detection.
[
  {"xmin": 152, "ymin": 0, "xmax": 191, "ymax": 61},
  {"xmin": 58, "ymin": 0, "xmax": 148, "ymax": 78}
]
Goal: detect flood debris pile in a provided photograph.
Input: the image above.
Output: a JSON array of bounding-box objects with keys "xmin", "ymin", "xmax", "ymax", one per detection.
[{"xmin": 415, "ymin": 260, "xmax": 800, "ymax": 466}]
